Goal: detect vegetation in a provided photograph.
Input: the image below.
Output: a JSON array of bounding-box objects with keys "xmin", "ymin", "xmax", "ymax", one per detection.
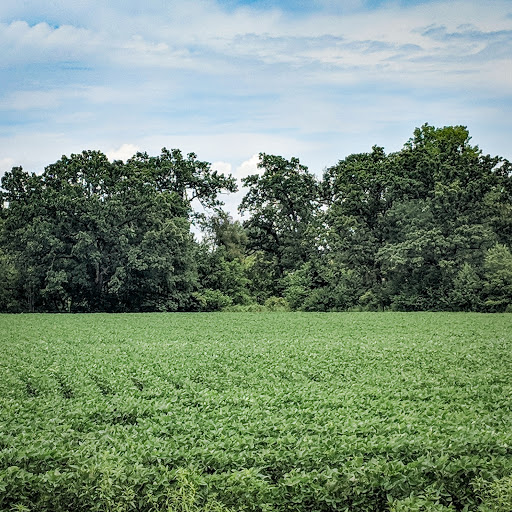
[
  {"xmin": 1, "ymin": 312, "xmax": 512, "ymax": 511},
  {"xmin": 1, "ymin": 124, "xmax": 511, "ymax": 313}
]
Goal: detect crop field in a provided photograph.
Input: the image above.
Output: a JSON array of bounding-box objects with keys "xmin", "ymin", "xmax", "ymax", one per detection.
[{"xmin": 1, "ymin": 313, "xmax": 512, "ymax": 512}]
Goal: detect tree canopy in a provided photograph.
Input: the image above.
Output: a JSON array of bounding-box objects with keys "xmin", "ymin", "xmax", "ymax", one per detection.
[
  {"xmin": 0, "ymin": 149, "xmax": 236, "ymax": 312},
  {"xmin": 1, "ymin": 125, "xmax": 511, "ymax": 312}
]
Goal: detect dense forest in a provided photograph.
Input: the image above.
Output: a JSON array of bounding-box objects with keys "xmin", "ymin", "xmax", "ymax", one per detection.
[{"xmin": 1, "ymin": 124, "xmax": 511, "ymax": 313}]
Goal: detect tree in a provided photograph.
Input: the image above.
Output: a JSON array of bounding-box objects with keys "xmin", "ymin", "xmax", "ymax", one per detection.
[
  {"xmin": 126, "ymin": 148, "xmax": 237, "ymax": 217},
  {"xmin": 379, "ymin": 125, "xmax": 508, "ymax": 309},
  {"xmin": 196, "ymin": 213, "xmax": 251, "ymax": 309},
  {"xmin": 322, "ymin": 146, "xmax": 392, "ymax": 307},
  {"xmin": 320, "ymin": 125, "xmax": 511, "ymax": 311},
  {"xmin": 239, "ymin": 153, "xmax": 320, "ymax": 295},
  {"xmin": 0, "ymin": 148, "xmax": 236, "ymax": 312},
  {"xmin": 0, "ymin": 242, "xmax": 18, "ymax": 312},
  {"xmin": 1, "ymin": 125, "xmax": 510, "ymax": 313},
  {"xmin": 377, "ymin": 199, "xmax": 456, "ymax": 310},
  {"xmin": 202, "ymin": 212, "xmax": 247, "ymax": 262},
  {"xmin": 391, "ymin": 124, "xmax": 509, "ymax": 230},
  {"xmin": 483, "ymin": 244, "xmax": 512, "ymax": 312},
  {"xmin": 450, "ymin": 263, "xmax": 483, "ymax": 312}
]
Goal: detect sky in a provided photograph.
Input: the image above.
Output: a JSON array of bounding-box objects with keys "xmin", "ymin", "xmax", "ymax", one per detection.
[{"xmin": 1, "ymin": 0, "xmax": 511, "ymax": 215}]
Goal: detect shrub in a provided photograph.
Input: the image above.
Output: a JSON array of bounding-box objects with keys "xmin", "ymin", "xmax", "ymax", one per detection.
[
  {"xmin": 193, "ymin": 289, "xmax": 233, "ymax": 311},
  {"xmin": 264, "ymin": 297, "xmax": 290, "ymax": 311}
]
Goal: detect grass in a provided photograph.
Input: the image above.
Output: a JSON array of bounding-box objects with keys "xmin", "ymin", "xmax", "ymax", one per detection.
[{"xmin": 1, "ymin": 312, "xmax": 511, "ymax": 511}]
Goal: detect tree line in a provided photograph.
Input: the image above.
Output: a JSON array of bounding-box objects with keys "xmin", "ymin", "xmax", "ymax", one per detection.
[{"xmin": 1, "ymin": 124, "xmax": 511, "ymax": 313}]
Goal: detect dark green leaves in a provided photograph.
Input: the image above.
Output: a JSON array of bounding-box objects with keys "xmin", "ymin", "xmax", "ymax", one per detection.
[{"xmin": 0, "ymin": 149, "xmax": 236, "ymax": 312}]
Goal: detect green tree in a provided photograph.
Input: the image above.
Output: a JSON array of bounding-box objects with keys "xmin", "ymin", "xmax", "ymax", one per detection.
[
  {"xmin": 202, "ymin": 212, "xmax": 247, "ymax": 262},
  {"xmin": 321, "ymin": 125, "xmax": 510, "ymax": 311},
  {"xmin": 195, "ymin": 213, "xmax": 251, "ymax": 309},
  {"xmin": 322, "ymin": 146, "xmax": 392, "ymax": 307},
  {"xmin": 449, "ymin": 263, "xmax": 483, "ymax": 311},
  {"xmin": 483, "ymin": 244, "xmax": 512, "ymax": 312},
  {"xmin": 380, "ymin": 125, "xmax": 508, "ymax": 309},
  {"xmin": 0, "ymin": 149, "xmax": 236, "ymax": 312},
  {"xmin": 242, "ymin": 251, "xmax": 280, "ymax": 304},
  {"xmin": 239, "ymin": 153, "xmax": 320, "ymax": 296},
  {"xmin": 0, "ymin": 245, "xmax": 18, "ymax": 312},
  {"xmin": 376, "ymin": 200, "xmax": 453, "ymax": 310}
]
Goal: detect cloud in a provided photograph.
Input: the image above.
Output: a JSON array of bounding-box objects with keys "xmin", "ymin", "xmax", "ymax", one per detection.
[
  {"xmin": 421, "ymin": 23, "xmax": 512, "ymax": 43},
  {"xmin": 0, "ymin": 21, "xmax": 101, "ymax": 67},
  {"xmin": 235, "ymin": 154, "xmax": 260, "ymax": 178},
  {"xmin": 106, "ymin": 144, "xmax": 140, "ymax": 162},
  {"xmin": 0, "ymin": 0, "xmax": 511, "ymax": 197},
  {"xmin": 2, "ymin": 1, "xmax": 510, "ymax": 93},
  {"xmin": 219, "ymin": 154, "xmax": 260, "ymax": 218},
  {"xmin": 212, "ymin": 161, "xmax": 232, "ymax": 175}
]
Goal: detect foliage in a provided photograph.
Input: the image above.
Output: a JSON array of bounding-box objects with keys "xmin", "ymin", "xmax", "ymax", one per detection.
[
  {"xmin": 0, "ymin": 246, "xmax": 19, "ymax": 312},
  {"xmin": 449, "ymin": 263, "xmax": 483, "ymax": 311},
  {"xmin": 196, "ymin": 214, "xmax": 251, "ymax": 308},
  {"xmin": 263, "ymin": 296, "xmax": 290, "ymax": 311},
  {"xmin": 483, "ymin": 244, "xmax": 512, "ymax": 312},
  {"xmin": 0, "ymin": 149, "xmax": 236, "ymax": 312},
  {"xmin": 318, "ymin": 124, "xmax": 511, "ymax": 312},
  {"xmin": 193, "ymin": 289, "xmax": 233, "ymax": 311},
  {"xmin": 1, "ymin": 313, "xmax": 512, "ymax": 511},
  {"xmin": 1, "ymin": 125, "xmax": 511, "ymax": 312},
  {"xmin": 476, "ymin": 476, "xmax": 512, "ymax": 511},
  {"xmin": 239, "ymin": 153, "xmax": 320, "ymax": 282}
]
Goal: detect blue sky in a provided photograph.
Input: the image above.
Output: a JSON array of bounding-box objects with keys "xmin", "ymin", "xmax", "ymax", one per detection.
[{"xmin": 1, "ymin": 0, "xmax": 511, "ymax": 214}]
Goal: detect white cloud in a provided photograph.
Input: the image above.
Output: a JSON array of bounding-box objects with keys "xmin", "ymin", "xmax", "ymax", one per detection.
[
  {"xmin": 212, "ymin": 161, "xmax": 232, "ymax": 175},
  {"xmin": 0, "ymin": 21, "xmax": 101, "ymax": 66},
  {"xmin": 235, "ymin": 154, "xmax": 260, "ymax": 178},
  {"xmin": 106, "ymin": 143, "xmax": 140, "ymax": 162},
  {"xmin": 211, "ymin": 154, "xmax": 262, "ymax": 218},
  {"xmin": 1, "ymin": 1, "xmax": 510, "ymax": 93},
  {"xmin": 0, "ymin": 0, "xmax": 511, "ymax": 194}
]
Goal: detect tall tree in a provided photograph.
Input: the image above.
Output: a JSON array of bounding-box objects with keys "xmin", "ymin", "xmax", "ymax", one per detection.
[
  {"xmin": 322, "ymin": 146, "xmax": 392, "ymax": 308},
  {"xmin": 0, "ymin": 149, "xmax": 236, "ymax": 312},
  {"xmin": 378, "ymin": 125, "xmax": 508, "ymax": 309},
  {"xmin": 239, "ymin": 153, "xmax": 320, "ymax": 295}
]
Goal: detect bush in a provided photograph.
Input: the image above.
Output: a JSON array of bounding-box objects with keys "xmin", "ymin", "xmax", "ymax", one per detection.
[
  {"xmin": 483, "ymin": 244, "xmax": 512, "ymax": 312},
  {"xmin": 264, "ymin": 297, "xmax": 290, "ymax": 311},
  {"xmin": 389, "ymin": 495, "xmax": 456, "ymax": 511},
  {"xmin": 194, "ymin": 290, "xmax": 233, "ymax": 311}
]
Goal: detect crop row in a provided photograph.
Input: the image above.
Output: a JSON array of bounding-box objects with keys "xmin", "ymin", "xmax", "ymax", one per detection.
[{"xmin": 1, "ymin": 313, "xmax": 511, "ymax": 511}]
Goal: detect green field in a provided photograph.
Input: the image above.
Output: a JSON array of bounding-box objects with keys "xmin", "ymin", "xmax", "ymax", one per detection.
[{"xmin": 1, "ymin": 313, "xmax": 512, "ymax": 512}]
